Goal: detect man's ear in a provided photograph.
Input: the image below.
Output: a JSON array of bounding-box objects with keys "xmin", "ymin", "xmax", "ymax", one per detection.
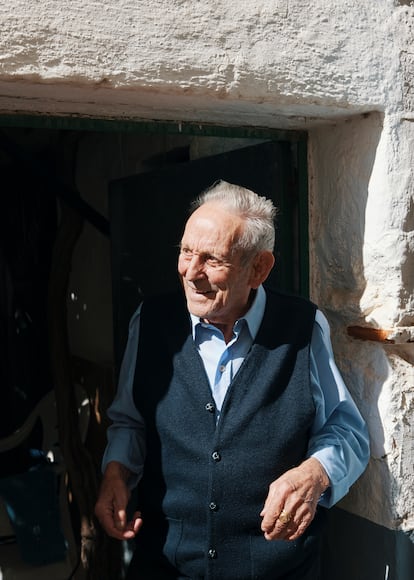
[{"xmin": 249, "ymin": 251, "xmax": 275, "ymax": 289}]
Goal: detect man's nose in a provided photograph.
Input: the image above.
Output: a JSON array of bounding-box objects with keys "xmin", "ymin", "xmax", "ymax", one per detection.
[{"xmin": 185, "ymin": 254, "xmax": 205, "ymax": 280}]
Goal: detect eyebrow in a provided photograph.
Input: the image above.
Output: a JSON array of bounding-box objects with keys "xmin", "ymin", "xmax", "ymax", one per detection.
[{"xmin": 179, "ymin": 244, "xmax": 233, "ymax": 262}]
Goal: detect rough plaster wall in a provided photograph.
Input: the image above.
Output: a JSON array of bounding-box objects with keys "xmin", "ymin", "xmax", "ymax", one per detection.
[
  {"xmin": 309, "ymin": 112, "xmax": 414, "ymax": 532},
  {"xmin": 0, "ymin": 0, "xmax": 413, "ymax": 535},
  {"xmin": 361, "ymin": 117, "xmax": 414, "ymax": 330},
  {"xmin": 0, "ymin": 0, "xmax": 409, "ymax": 124}
]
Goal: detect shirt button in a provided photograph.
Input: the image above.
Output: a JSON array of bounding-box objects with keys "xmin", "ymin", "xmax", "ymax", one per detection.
[
  {"xmin": 219, "ymin": 364, "xmax": 226, "ymax": 373},
  {"xmin": 208, "ymin": 548, "xmax": 217, "ymax": 559},
  {"xmin": 209, "ymin": 502, "xmax": 218, "ymax": 511},
  {"xmin": 212, "ymin": 451, "xmax": 221, "ymax": 462},
  {"xmin": 205, "ymin": 402, "xmax": 215, "ymax": 413}
]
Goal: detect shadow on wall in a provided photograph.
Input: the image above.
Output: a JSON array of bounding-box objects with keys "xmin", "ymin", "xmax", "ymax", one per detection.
[{"xmin": 322, "ymin": 507, "xmax": 414, "ymax": 580}]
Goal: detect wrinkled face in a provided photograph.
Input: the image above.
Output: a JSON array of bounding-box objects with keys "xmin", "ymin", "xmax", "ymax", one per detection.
[{"xmin": 178, "ymin": 203, "xmax": 259, "ymax": 328}]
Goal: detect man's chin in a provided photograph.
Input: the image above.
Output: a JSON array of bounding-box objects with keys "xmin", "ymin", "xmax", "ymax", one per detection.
[
  {"xmin": 187, "ymin": 305, "xmax": 211, "ymax": 319},
  {"xmin": 185, "ymin": 297, "xmax": 214, "ymax": 319}
]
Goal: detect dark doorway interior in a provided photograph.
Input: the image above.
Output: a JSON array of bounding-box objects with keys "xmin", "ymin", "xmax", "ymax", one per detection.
[{"xmin": 0, "ymin": 121, "xmax": 308, "ymax": 579}]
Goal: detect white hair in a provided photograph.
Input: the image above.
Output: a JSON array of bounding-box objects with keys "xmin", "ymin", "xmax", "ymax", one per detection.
[{"xmin": 192, "ymin": 180, "xmax": 277, "ymax": 255}]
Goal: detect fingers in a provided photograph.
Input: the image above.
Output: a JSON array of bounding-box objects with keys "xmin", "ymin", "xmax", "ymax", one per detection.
[
  {"xmin": 95, "ymin": 500, "xmax": 143, "ymax": 540},
  {"xmin": 113, "ymin": 506, "xmax": 128, "ymax": 532},
  {"xmin": 262, "ymin": 502, "xmax": 316, "ymax": 541},
  {"xmin": 129, "ymin": 511, "xmax": 144, "ymax": 535},
  {"xmin": 94, "ymin": 463, "xmax": 143, "ymax": 541},
  {"xmin": 95, "ymin": 497, "xmax": 126, "ymax": 540},
  {"xmin": 261, "ymin": 500, "xmax": 315, "ymax": 541},
  {"xmin": 260, "ymin": 476, "xmax": 296, "ymax": 536},
  {"xmin": 114, "ymin": 511, "xmax": 144, "ymax": 540},
  {"xmin": 260, "ymin": 459, "xmax": 329, "ymax": 541}
]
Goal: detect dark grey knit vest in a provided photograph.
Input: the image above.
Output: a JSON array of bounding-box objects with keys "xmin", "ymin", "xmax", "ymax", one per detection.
[{"xmin": 131, "ymin": 289, "xmax": 325, "ymax": 580}]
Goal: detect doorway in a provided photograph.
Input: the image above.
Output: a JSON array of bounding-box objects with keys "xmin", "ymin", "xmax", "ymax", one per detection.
[{"xmin": 0, "ymin": 118, "xmax": 308, "ymax": 578}]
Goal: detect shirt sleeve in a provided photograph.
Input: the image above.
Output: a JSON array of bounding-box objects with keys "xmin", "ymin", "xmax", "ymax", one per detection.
[
  {"xmin": 101, "ymin": 304, "xmax": 146, "ymax": 488},
  {"xmin": 307, "ymin": 310, "xmax": 370, "ymax": 507}
]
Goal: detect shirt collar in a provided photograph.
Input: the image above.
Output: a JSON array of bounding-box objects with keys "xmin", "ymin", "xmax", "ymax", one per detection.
[{"xmin": 190, "ymin": 284, "xmax": 267, "ymax": 341}]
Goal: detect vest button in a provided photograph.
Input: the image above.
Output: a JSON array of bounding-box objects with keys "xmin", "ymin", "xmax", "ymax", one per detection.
[
  {"xmin": 208, "ymin": 548, "xmax": 217, "ymax": 559},
  {"xmin": 209, "ymin": 502, "xmax": 218, "ymax": 511},
  {"xmin": 212, "ymin": 451, "xmax": 221, "ymax": 461},
  {"xmin": 205, "ymin": 402, "xmax": 215, "ymax": 413}
]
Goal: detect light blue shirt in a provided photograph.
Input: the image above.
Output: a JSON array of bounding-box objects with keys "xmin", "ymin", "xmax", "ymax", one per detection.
[{"xmin": 103, "ymin": 286, "xmax": 370, "ymax": 508}]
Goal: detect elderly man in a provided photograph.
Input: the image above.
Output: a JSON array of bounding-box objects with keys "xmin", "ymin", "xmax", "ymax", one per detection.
[{"xmin": 95, "ymin": 181, "xmax": 369, "ymax": 579}]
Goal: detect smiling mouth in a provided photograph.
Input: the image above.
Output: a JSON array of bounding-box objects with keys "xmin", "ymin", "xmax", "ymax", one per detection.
[{"xmin": 187, "ymin": 287, "xmax": 214, "ymax": 296}]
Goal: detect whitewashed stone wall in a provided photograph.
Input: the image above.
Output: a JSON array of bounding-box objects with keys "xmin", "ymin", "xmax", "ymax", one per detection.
[
  {"xmin": 309, "ymin": 113, "xmax": 414, "ymax": 532},
  {"xmin": 1, "ymin": 0, "xmax": 413, "ymax": 536}
]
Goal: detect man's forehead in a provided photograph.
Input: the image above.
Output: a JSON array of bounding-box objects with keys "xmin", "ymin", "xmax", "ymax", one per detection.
[
  {"xmin": 185, "ymin": 204, "xmax": 242, "ymax": 234},
  {"xmin": 181, "ymin": 222, "xmax": 237, "ymax": 249}
]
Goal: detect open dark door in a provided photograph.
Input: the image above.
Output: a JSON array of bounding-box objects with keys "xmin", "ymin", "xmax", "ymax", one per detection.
[{"xmin": 109, "ymin": 141, "xmax": 303, "ymax": 368}]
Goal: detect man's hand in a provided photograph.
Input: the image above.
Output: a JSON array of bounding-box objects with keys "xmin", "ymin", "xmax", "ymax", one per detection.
[
  {"xmin": 94, "ymin": 461, "xmax": 143, "ymax": 540},
  {"xmin": 260, "ymin": 458, "xmax": 330, "ymax": 541}
]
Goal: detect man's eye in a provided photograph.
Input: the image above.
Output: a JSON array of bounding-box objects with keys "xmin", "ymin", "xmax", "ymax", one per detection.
[
  {"xmin": 180, "ymin": 248, "xmax": 193, "ymax": 258},
  {"xmin": 206, "ymin": 256, "xmax": 222, "ymax": 266}
]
